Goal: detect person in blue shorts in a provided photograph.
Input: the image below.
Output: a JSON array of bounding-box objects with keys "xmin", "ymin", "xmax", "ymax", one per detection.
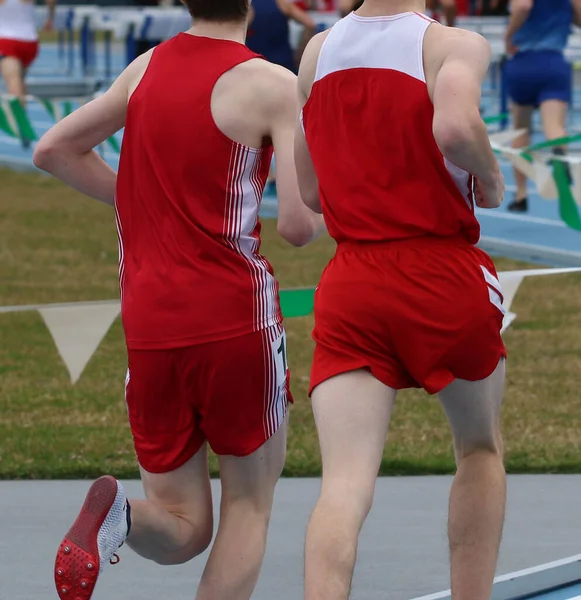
[
  {"xmin": 504, "ymin": 0, "xmax": 580, "ymax": 212},
  {"xmin": 246, "ymin": 0, "xmax": 316, "ymax": 73}
]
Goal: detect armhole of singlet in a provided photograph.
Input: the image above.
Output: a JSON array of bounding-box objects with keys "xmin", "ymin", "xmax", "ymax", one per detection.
[
  {"xmin": 313, "ymin": 27, "xmax": 335, "ymax": 84},
  {"xmin": 416, "ymin": 17, "xmax": 436, "ymax": 84},
  {"xmin": 302, "ymin": 27, "xmax": 335, "ymax": 127},
  {"xmin": 210, "ymin": 54, "xmax": 269, "ymax": 152},
  {"xmin": 127, "ymin": 45, "xmax": 161, "ymax": 107}
]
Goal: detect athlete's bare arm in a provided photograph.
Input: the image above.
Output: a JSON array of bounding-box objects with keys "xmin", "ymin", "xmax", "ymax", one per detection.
[
  {"xmin": 294, "ymin": 31, "xmax": 329, "ymax": 214},
  {"xmin": 424, "ymin": 25, "xmax": 504, "ymax": 208},
  {"xmin": 44, "ymin": 0, "xmax": 57, "ymax": 30},
  {"xmin": 33, "ymin": 52, "xmax": 152, "ymax": 205},
  {"xmin": 256, "ymin": 63, "xmax": 326, "ymax": 245}
]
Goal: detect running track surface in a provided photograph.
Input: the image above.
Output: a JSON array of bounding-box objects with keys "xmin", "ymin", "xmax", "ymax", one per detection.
[
  {"xmin": 1, "ymin": 43, "xmax": 581, "ymax": 267},
  {"xmin": 1, "ymin": 476, "xmax": 580, "ymax": 600}
]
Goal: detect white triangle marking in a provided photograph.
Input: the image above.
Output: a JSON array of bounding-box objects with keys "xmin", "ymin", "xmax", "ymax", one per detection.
[{"xmin": 39, "ymin": 303, "xmax": 121, "ymax": 384}]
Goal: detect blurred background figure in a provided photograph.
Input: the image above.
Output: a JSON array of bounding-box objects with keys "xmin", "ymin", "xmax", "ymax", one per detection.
[
  {"xmin": 504, "ymin": 0, "xmax": 578, "ymax": 212},
  {"xmin": 133, "ymin": 0, "xmax": 180, "ymax": 57},
  {"xmin": 477, "ymin": 0, "xmax": 509, "ymax": 16},
  {"xmin": 247, "ymin": 0, "xmax": 317, "ymax": 193},
  {"xmin": 247, "ymin": 0, "xmax": 316, "ymax": 73},
  {"xmin": 0, "ymin": 0, "xmax": 55, "ymax": 105},
  {"xmin": 426, "ymin": 0, "xmax": 458, "ymax": 26},
  {"xmin": 338, "ymin": 0, "xmax": 364, "ymax": 16}
]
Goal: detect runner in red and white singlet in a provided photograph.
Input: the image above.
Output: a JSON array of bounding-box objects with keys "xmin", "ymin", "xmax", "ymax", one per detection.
[
  {"xmin": 34, "ymin": 1, "xmax": 323, "ymax": 599},
  {"xmin": 296, "ymin": 2, "xmax": 507, "ymax": 598},
  {"xmin": 0, "ymin": 0, "xmax": 55, "ymax": 103}
]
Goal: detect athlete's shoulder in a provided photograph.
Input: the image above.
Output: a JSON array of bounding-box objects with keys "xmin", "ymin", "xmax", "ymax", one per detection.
[
  {"xmin": 234, "ymin": 58, "xmax": 297, "ymax": 113},
  {"xmin": 301, "ymin": 29, "xmax": 332, "ymax": 73},
  {"xmin": 423, "ymin": 24, "xmax": 491, "ymax": 80},
  {"xmin": 425, "ymin": 24, "xmax": 491, "ymax": 58}
]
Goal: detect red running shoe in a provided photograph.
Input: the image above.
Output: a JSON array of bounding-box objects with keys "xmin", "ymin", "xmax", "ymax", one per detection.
[{"xmin": 55, "ymin": 476, "xmax": 129, "ymax": 599}]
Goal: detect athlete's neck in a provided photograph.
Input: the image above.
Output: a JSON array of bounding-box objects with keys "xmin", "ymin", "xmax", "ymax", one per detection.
[
  {"xmin": 355, "ymin": 0, "xmax": 426, "ymax": 17},
  {"xmin": 186, "ymin": 19, "xmax": 248, "ymax": 45}
]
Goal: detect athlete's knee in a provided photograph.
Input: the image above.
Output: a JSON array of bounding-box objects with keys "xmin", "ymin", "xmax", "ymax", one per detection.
[
  {"xmin": 454, "ymin": 430, "xmax": 504, "ymax": 463},
  {"xmin": 319, "ymin": 475, "xmax": 376, "ymax": 528},
  {"xmin": 155, "ymin": 511, "xmax": 214, "ymax": 565}
]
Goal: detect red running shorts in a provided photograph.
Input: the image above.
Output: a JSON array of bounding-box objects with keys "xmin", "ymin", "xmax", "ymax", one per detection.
[
  {"xmin": 0, "ymin": 39, "xmax": 39, "ymax": 69},
  {"xmin": 310, "ymin": 236, "xmax": 507, "ymax": 396},
  {"xmin": 126, "ymin": 325, "xmax": 292, "ymax": 473}
]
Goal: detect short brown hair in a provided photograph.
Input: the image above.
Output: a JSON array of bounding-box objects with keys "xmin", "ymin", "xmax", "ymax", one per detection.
[{"xmin": 182, "ymin": 0, "xmax": 250, "ymax": 22}]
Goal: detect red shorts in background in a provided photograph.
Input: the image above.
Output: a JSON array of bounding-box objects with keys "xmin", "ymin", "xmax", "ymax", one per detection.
[
  {"xmin": 126, "ymin": 325, "xmax": 292, "ymax": 473},
  {"xmin": 0, "ymin": 38, "xmax": 39, "ymax": 69},
  {"xmin": 310, "ymin": 236, "xmax": 507, "ymax": 396}
]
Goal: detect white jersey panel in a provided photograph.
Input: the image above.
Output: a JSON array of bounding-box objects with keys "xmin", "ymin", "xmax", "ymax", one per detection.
[
  {"xmin": 0, "ymin": 0, "xmax": 37, "ymax": 42},
  {"xmin": 315, "ymin": 11, "xmax": 434, "ymax": 85}
]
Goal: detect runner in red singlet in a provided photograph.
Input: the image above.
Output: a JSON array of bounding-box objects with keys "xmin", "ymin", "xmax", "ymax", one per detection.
[
  {"xmin": 33, "ymin": 1, "xmax": 323, "ymax": 599},
  {"xmin": 296, "ymin": 1, "xmax": 506, "ymax": 598}
]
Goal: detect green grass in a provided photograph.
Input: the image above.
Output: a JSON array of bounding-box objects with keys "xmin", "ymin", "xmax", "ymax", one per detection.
[{"xmin": 2, "ymin": 168, "xmax": 581, "ymax": 478}]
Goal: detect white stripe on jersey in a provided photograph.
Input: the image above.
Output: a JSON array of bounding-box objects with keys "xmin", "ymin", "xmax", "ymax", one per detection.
[
  {"xmin": 114, "ymin": 200, "xmax": 126, "ymax": 305},
  {"xmin": 223, "ymin": 142, "xmax": 280, "ymax": 332}
]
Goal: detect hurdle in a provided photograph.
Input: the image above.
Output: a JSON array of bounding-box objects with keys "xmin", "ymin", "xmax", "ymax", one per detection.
[{"xmin": 411, "ymin": 554, "xmax": 581, "ymax": 600}]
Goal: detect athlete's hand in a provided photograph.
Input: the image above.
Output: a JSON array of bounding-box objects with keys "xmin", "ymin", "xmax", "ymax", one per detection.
[
  {"xmin": 505, "ymin": 31, "xmax": 518, "ymax": 57},
  {"xmin": 475, "ymin": 169, "xmax": 505, "ymax": 209}
]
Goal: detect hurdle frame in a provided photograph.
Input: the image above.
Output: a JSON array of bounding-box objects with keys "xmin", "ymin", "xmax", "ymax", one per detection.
[{"xmin": 411, "ymin": 554, "xmax": 581, "ymax": 600}]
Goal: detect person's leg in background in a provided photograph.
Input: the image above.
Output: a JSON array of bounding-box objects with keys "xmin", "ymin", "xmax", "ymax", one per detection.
[
  {"xmin": 304, "ymin": 371, "xmax": 396, "ymax": 600},
  {"xmin": 0, "ymin": 56, "xmax": 27, "ymax": 102},
  {"xmin": 540, "ymin": 99, "xmax": 571, "ymax": 184},
  {"xmin": 540, "ymin": 99, "xmax": 568, "ymax": 145},
  {"xmin": 0, "ymin": 41, "xmax": 39, "ymax": 148},
  {"xmin": 195, "ymin": 421, "xmax": 288, "ymax": 600},
  {"xmin": 508, "ymin": 103, "xmax": 534, "ymax": 211},
  {"xmin": 438, "ymin": 359, "xmax": 506, "ymax": 600},
  {"xmin": 537, "ymin": 55, "xmax": 572, "ymax": 178}
]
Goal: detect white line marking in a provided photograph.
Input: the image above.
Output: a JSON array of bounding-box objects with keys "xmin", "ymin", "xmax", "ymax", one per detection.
[
  {"xmin": 412, "ymin": 554, "xmax": 581, "ymax": 600},
  {"xmin": 480, "ymin": 235, "xmax": 581, "ymax": 256},
  {"xmin": 475, "ymin": 208, "xmax": 567, "ymax": 228}
]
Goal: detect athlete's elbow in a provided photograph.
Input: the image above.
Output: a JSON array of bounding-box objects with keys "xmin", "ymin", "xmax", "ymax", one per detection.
[
  {"xmin": 33, "ymin": 136, "xmax": 61, "ymax": 173},
  {"xmin": 277, "ymin": 221, "xmax": 313, "ymax": 247},
  {"xmin": 433, "ymin": 113, "xmax": 483, "ymax": 158}
]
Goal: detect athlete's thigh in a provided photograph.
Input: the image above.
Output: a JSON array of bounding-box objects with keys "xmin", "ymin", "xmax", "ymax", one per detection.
[
  {"xmin": 437, "ymin": 358, "xmax": 505, "ymax": 460},
  {"xmin": 218, "ymin": 415, "xmax": 288, "ymax": 509},
  {"xmin": 312, "ymin": 370, "xmax": 396, "ymax": 490},
  {"xmin": 139, "ymin": 443, "xmax": 213, "ymax": 521}
]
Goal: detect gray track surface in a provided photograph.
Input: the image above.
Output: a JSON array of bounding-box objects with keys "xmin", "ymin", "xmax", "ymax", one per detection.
[{"xmin": 1, "ymin": 475, "xmax": 580, "ymax": 600}]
